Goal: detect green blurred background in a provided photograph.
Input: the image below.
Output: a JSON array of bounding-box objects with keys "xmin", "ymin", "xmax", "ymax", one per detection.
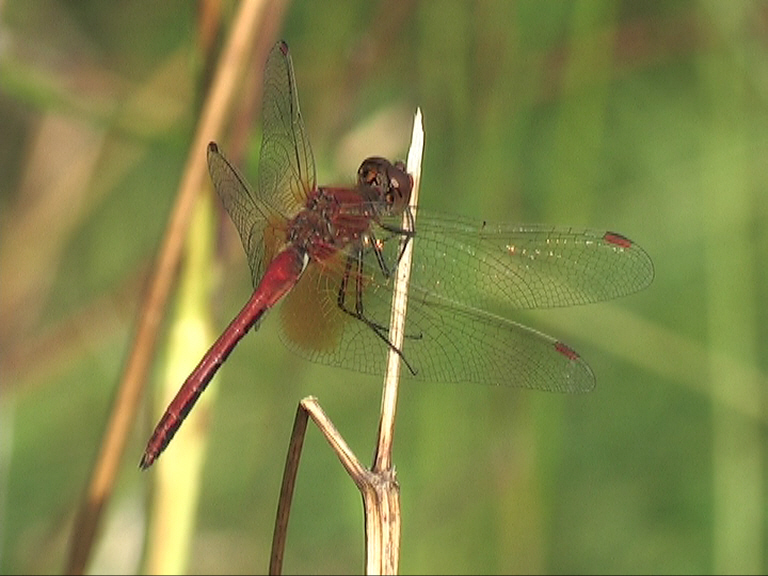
[{"xmin": 1, "ymin": 1, "xmax": 766, "ymax": 574}]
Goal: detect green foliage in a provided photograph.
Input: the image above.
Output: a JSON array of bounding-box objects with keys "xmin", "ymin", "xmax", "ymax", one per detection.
[{"xmin": 2, "ymin": 1, "xmax": 766, "ymax": 574}]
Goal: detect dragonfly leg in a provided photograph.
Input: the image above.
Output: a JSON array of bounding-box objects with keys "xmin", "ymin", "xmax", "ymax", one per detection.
[
  {"xmin": 336, "ymin": 251, "xmax": 419, "ymax": 376},
  {"xmin": 370, "ymin": 207, "xmax": 416, "ymax": 278},
  {"xmin": 389, "ymin": 205, "xmax": 416, "ymax": 266}
]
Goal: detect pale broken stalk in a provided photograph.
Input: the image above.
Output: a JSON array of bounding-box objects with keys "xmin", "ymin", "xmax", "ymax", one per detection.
[
  {"xmin": 365, "ymin": 107, "xmax": 423, "ymax": 574},
  {"xmin": 269, "ymin": 109, "xmax": 424, "ymax": 576},
  {"xmin": 65, "ymin": 2, "xmax": 268, "ymax": 573},
  {"xmin": 375, "ymin": 107, "xmax": 424, "ymax": 471}
]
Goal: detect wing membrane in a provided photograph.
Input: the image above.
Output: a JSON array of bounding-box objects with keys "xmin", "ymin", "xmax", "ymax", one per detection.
[
  {"xmin": 277, "ymin": 215, "xmax": 610, "ymax": 391},
  {"xmin": 207, "ymin": 41, "xmax": 316, "ymax": 287}
]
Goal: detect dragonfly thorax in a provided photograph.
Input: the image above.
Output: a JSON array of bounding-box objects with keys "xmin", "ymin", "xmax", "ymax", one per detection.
[{"xmin": 287, "ymin": 187, "xmax": 378, "ymax": 263}]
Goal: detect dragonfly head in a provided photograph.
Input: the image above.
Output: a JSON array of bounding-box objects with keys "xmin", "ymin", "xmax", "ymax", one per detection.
[{"xmin": 357, "ymin": 157, "xmax": 412, "ymax": 215}]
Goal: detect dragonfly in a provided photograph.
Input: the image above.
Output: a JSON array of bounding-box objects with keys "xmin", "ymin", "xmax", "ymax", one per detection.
[{"xmin": 140, "ymin": 40, "xmax": 654, "ymax": 469}]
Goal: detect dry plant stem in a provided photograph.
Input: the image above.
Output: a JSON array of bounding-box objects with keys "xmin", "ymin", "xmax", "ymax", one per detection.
[
  {"xmin": 269, "ymin": 397, "xmax": 369, "ymax": 575},
  {"xmin": 361, "ymin": 475, "xmax": 401, "ymax": 576},
  {"xmin": 268, "ymin": 110, "xmax": 424, "ymax": 576},
  {"xmin": 64, "ymin": 1, "xmax": 269, "ymax": 573},
  {"xmin": 365, "ymin": 108, "xmax": 423, "ymax": 575},
  {"xmin": 374, "ymin": 107, "xmax": 424, "ymax": 473},
  {"xmin": 269, "ymin": 403, "xmax": 309, "ymax": 576}
]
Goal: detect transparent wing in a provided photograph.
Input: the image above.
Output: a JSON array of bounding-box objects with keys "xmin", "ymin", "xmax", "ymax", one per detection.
[
  {"xmin": 408, "ymin": 212, "xmax": 655, "ymax": 313},
  {"xmin": 275, "ymin": 212, "xmax": 654, "ymax": 392},
  {"xmin": 207, "ymin": 144, "xmax": 286, "ymax": 286},
  {"xmin": 258, "ymin": 40, "xmax": 316, "ymax": 220},
  {"xmin": 207, "ymin": 41, "xmax": 316, "ymax": 287}
]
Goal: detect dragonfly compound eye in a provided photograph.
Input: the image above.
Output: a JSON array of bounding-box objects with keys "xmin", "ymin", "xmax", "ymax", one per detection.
[
  {"xmin": 360, "ymin": 167, "xmax": 377, "ymax": 186},
  {"xmin": 386, "ymin": 163, "xmax": 413, "ymax": 206}
]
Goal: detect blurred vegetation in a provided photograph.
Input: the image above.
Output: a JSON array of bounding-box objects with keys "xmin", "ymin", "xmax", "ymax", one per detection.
[{"xmin": 1, "ymin": 0, "xmax": 767, "ymax": 574}]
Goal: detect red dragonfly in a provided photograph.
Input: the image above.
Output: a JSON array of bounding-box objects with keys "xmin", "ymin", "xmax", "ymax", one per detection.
[{"xmin": 140, "ymin": 41, "xmax": 653, "ymax": 469}]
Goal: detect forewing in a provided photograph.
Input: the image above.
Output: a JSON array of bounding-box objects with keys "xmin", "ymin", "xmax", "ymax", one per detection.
[
  {"xmin": 277, "ymin": 216, "xmax": 596, "ymax": 392},
  {"xmin": 258, "ymin": 41, "xmax": 316, "ymax": 216},
  {"xmin": 409, "ymin": 212, "xmax": 654, "ymax": 313},
  {"xmin": 207, "ymin": 41, "xmax": 317, "ymax": 288}
]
